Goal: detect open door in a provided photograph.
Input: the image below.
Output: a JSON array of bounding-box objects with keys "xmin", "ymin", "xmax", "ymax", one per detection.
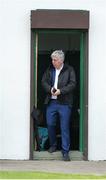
[{"xmin": 30, "ymin": 30, "xmax": 88, "ymax": 160}]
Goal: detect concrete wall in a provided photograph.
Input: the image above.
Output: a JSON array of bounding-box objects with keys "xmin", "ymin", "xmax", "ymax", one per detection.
[{"xmin": 0, "ymin": 0, "xmax": 106, "ymax": 160}]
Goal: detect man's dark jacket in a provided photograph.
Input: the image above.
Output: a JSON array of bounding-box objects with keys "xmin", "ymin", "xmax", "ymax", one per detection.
[{"xmin": 42, "ymin": 63, "xmax": 76, "ymax": 107}]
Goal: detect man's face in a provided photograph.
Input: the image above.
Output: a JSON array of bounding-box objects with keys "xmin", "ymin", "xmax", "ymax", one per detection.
[{"xmin": 52, "ymin": 57, "xmax": 63, "ymax": 69}]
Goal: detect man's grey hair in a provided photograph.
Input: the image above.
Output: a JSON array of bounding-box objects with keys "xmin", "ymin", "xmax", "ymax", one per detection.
[{"xmin": 51, "ymin": 50, "xmax": 65, "ymax": 62}]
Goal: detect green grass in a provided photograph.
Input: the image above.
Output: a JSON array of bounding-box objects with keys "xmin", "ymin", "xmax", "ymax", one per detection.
[{"xmin": 0, "ymin": 171, "xmax": 106, "ymax": 179}]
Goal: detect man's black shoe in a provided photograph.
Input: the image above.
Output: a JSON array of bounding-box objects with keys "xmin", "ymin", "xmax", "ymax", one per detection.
[
  {"xmin": 48, "ymin": 146, "xmax": 57, "ymax": 153},
  {"xmin": 63, "ymin": 153, "xmax": 70, "ymax": 161}
]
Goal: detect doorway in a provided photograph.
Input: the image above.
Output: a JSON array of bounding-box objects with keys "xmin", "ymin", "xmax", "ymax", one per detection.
[
  {"xmin": 31, "ymin": 30, "xmax": 87, "ymax": 160},
  {"xmin": 30, "ymin": 10, "xmax": 89, "ymax": 160}
]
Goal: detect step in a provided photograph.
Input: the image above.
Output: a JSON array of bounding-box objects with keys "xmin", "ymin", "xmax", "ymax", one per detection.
[{"xmin": 33, "ymin": 151, "xmax": 83, "ymax": 161}]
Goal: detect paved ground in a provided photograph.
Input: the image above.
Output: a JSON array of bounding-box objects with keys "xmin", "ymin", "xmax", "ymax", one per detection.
[{"xmin": 0, "ymin": 160, "xmax": 106, "ymax": 175}]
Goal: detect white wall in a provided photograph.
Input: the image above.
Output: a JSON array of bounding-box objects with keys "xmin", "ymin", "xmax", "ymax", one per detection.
[{"xmin": 0, "ymin": 0, "xmax": 106, "ymax": 160}]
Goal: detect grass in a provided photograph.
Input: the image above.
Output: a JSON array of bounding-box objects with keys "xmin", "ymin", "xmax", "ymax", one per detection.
[{"xmin": 0, "ymin": 171, "xmax": 106, "ymax": 179}]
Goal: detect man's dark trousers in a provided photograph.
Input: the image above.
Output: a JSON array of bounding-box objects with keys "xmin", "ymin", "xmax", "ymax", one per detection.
[{"xmin": 46, "ymin": 99, "xmax": 71, "ymax": 154}]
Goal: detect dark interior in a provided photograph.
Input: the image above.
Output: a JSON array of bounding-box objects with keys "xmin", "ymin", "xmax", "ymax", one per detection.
[{"xmin": 36, "ymin": 32, "xmax": 80, "ymax": 151}]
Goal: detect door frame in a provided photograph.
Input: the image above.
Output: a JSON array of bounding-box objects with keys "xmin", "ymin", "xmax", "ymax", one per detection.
[{"xmin": 30, "ymin": 10, "xmax": 89, "ymax": 160}]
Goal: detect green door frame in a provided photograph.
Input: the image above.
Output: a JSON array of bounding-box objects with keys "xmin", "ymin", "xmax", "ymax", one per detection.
[
  {"xmin": 80, "ymin": 32, "xmax": 84, "ymax": 152},
  {"xmin": 33, "ymin": 29, "xmax": 85, "ymax": 152}
]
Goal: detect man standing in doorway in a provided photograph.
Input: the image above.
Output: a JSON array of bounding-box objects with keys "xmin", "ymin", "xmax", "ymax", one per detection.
[{"xmin": 42, "ymin": 50, "xmax": 76, "ymax": 161}]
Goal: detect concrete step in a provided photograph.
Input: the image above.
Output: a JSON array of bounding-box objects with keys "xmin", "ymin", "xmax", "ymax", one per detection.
[{"xmin": 33, "ymin": 151, "xmax": 83, "ymax": 161}]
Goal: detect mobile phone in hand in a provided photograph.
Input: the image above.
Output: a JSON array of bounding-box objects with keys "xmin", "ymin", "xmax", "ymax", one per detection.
[{"xmin": 52, "ymin": 87, "xmax": 57, "ymax": 93}]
